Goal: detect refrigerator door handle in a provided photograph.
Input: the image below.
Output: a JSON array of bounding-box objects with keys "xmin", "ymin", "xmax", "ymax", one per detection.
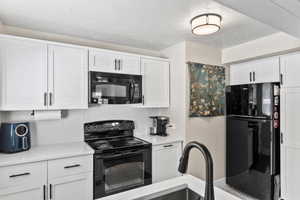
[{"xmin": 270, "ymin": 124, "xmax": 277, "ymax": 175}]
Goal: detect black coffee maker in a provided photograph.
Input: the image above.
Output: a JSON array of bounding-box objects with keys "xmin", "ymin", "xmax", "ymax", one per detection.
[{"xmin": 149, "ymin": 116, "xmax": 170, "ymax": 136}]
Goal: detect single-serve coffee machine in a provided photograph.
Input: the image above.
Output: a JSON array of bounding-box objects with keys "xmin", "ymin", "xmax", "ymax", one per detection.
[{"xmin": 149, "ymin": 116, "xmax": 170, "ymax": 136}]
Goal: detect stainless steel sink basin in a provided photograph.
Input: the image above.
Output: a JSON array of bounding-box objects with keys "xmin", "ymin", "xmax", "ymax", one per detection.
[{"xmin": 149, "ymin": 188, "xmax": 203, "ymax": 200}]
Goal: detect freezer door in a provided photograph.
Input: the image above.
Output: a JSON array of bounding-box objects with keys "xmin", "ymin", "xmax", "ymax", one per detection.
[{"xmin": 226, "ymin": 117, "xmax": 277, "ymax": 200}]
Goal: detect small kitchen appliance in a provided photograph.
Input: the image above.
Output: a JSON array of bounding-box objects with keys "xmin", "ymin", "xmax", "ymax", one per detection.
[
  {"xmin": 84, "ymin": 120, "xmax": 152, "ymax": 198},
  {"xmin": 149, "ymin": 116, "xmax": 170, "ymax": 136},
  {"xmin": 89, "ymin": 72, "xmax": 142, "ymax": 105},
  {"xmin": 0, "ymin": 122, "xmax": 31, "ymax": 153}
]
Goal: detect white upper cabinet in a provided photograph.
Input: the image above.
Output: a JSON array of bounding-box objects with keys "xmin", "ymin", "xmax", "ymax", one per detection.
[
  {"xmin": 48, "ymin": 45, "xmax": 88, "ymax": 110},
  {"xmin": 230, "ymin": 62, "xmax": 252, "ymax": 85},
  {"xmin": 118, "ymin": 54, "xmax": 140, "ymax": 75},
  {"xmin": 89, "ymin": 49, "xmax": 117, "ymax": 72},
  {"xmin": 280, "ymin": 52, "xmax": 300, "ymax": 88},
  {"xmin": 0, "ymin": 35, "xmax": 88, "ymax": 111},
  {"xmin": 89, "ymin": 49, "xmax": 140, "ymax": 75},
  {"xmin": 229, "ymin": 56, "xmax": 280, "ymax": 85},
  {"xmin": 251, "ymin": 57, "xmax": 280, "ymax": 84},
  {"xmin": 141, "ymin": 58, "xmax": 170, "ymax": 107},
  {"xmin": 0, "ymin": 37, "xmax": 48, "ymax": 110}
]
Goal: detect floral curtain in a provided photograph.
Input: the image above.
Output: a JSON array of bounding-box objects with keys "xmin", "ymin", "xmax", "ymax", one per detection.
[{"xmin": 189, "ymin": 62, "xmax": 225, "ymax": 117}]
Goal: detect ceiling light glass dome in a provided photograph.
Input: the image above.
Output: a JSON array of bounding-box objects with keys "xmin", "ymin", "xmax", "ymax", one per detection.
[{"xmin": 190, "ymin": 13, "xmax": 222, "ymax": 35}]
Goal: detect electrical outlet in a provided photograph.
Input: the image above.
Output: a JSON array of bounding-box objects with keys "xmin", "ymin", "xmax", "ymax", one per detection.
[{"xmin": 168, "ymin": 123, "xmax": 176, "ymax": 130}]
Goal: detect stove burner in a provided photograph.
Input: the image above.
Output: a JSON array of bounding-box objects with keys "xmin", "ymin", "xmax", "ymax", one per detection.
[
  {"xmin": 91, "ymin": 140, "xmax": 113, "ymax": 150},
  {"xmin": 126, "ymin": 139, "xmax": 143, "ymax": 145},
  {"xmin": 89, "ymin": 138, "xmax": 146, "ymax": 152}
]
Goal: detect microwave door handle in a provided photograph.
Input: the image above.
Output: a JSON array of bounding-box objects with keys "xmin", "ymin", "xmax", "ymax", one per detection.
[
  {"xmin": 131, "ymin": 81, "xmax": 135, "ymax": 103},
  {"xmin": 128, "ymin": 81, "xmax": 134, "ymax": 103}
]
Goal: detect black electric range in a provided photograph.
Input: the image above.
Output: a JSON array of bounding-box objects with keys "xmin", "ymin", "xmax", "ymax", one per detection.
[{"xmin": 84, "ymin": 120, "xmax": 152, "ymax": 199}]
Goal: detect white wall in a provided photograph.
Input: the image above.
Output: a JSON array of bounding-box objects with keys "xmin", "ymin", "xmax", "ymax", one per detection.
[
  {"xmin": 185, "ymin": 41, "xmax": 225, "ymax": 180},
  {"xmin": 161, "ymin": 41, "xmax": 225, "ymax": 180},
  {"xmin": 160, "ymin": 42, "xmax": 186, "ymax": 141},
  {"xmin": 1, "ymin": 25, "xmax": 162, "ymax": 57},
  {"xmin": 222, "ymin": 32, "xmax": 300, "ymax": 64},
  {"xmin": 2, "ymin": 107, "xmax": 162, "ymax": 145}
]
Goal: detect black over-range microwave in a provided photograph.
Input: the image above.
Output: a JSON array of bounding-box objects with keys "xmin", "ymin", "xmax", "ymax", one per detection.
[{"xmin": 89, "ymin": 71, "xmax": 142, "ymax": 104}]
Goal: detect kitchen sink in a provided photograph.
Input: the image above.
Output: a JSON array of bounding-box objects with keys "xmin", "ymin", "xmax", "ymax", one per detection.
[{"xmin": 148, "ymin": 188, "xmax": 203, "ymax": 200}]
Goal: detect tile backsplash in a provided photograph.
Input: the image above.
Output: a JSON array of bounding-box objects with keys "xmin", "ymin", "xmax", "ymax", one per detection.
[{"xmin": 1, "ymin": 105, "xmax": 167, "ymax": 146}]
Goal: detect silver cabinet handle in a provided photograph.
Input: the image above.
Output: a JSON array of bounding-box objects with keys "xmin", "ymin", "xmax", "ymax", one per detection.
[
  {"xmin": 163, "ymin": 144, "xmax": 174, "ymax": 148},
  {"xmin": 118, "ymin": 59, "xmax": 121, "ymax": 71},
  {"xmin": 253, "ymin": 71, "xmax": 256, "ymax": 82},
  {"xmin": 49, "ymin": 184, "xmax": 53, "ymax": 199},
  {"xmin": 43, "ymin": 185, "xmax": 46, "ymax": 200},
  {"xmin": 250, "ymin": 72, "xmax": 252, "ymax": 82},
  {"xmin": 49, "ymin": 92, "xmax": 53, "ymax": 106},
  {"xmin": 64, "ymin": 164, "xmax": 81, "ymax": 169},
  {"xmin": 114, "ymin": 59, "xmax": 117, "ymax": 70},
  {"xmin": 9, "ymin": 172, "xmax": 30, "ymax": 178},
  {"xmin": 44, "ymin": 92, "xmax": 48, "ymax": 106}
]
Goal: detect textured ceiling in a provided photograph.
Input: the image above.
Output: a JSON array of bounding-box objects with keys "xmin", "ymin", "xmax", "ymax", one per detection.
[{"xmin": 0, "ymin": 0, "xmax": 277, "ymax": 50}]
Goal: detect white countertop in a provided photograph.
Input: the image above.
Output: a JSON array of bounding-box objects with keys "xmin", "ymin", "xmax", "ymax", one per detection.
[
  {"xmin": 98, "ymin": 175, "xmax": 242, "ymax": 200},
  {"xmin": 0, "ymin": 142, "xmax": 94, "ymax": 167},
  {"xmin": 137, "ymin": 135, "xmax": 184, "ymax": 146}
]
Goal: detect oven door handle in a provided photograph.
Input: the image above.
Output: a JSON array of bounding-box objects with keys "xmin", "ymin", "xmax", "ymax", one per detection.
[
  {"xmin": 122, "ymin": 149, "xmax": 145, "ymax": 156},
  {"xmin": 95, "ymin": 153, "xmax": 123, "ymax": 159},
  {"xmin": 95, "ymin": 150, "xmax": 145, "ymax": 159}
]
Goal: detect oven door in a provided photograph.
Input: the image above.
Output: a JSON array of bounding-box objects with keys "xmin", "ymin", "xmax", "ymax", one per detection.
[
  {"xmin": 94, "ymin": 148, "xmax": 151, "ymax": 198},
  {"xmin": 89, "ymin": 72, "xmax": 142, "ymax": 104}
]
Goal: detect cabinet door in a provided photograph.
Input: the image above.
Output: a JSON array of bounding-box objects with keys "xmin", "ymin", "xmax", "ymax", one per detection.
[
  {"xmin": 119, "ymin": 54, "xmax": 140, "ymax": 75},
  {"xmin": 280, "ymin": 52, "xmax": 300, "ymax": 88},
  {"xmin": 0, "ymin": 161, "xmax": 47, "ymax": 200},
  {"xmin": 48, "ymin": 45, "xmax": 88, "ymax": 109},
  {"xmin": 49, "ymin": 173, "xmax": 93, "ymax": 200},
  {"xmin": 280, "ymin": 87, "xmax": 300, "ymax": 200},
  {"xmin": 89, "ymin": 49, "xmax": 118, "ymax": 73},
  {"xmin": 281, "ymin": 88, "xmax": 300, "ymax": 147},
  {"xmin": 252, "ymin": 57, "xmax": 280, "ymax": 84},
  {"xmin": 229, "ymin": 62, "xmax": 252, "ymax": 85},
  {"xmin": 141, "ymin": 58, "xmax": 170, "ymax": 107},
  {"xmin": 0, "ymin": 37, "xmax": 48, "ymax": 110},
  {"xmin": 281, "ymin": 146, "xmax": 300, "ymax": 200},
  {"xmin": 0, "ymin": 185, "xmax": 45, "ymax": 200},
  {"xmin": 152, "ymin": 142, "xmax": 182, "ymax": 183}
]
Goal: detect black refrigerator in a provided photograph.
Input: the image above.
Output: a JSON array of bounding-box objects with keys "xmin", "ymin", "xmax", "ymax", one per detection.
[{"xmin": 226, "ymin": 83, "xmax": 280, "ymax": 200}]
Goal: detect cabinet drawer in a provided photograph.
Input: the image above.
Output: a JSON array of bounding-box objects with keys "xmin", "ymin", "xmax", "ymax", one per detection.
[
  {"xmin": 48, "ymin": 155, "xmax": 93, "ymax": 179},
  {"xmin": 153, "ymin": 142, "xmax": 181, "ymax": 151},
  {"xmin": 0, "ymin": 162, "xmax": 47, "ymax": 189}
]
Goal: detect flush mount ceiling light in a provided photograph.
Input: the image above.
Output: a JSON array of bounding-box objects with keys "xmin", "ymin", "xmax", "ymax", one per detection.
[{"xmin": 190, "ymin": 13, "xmax": 222, "ymax": 35}]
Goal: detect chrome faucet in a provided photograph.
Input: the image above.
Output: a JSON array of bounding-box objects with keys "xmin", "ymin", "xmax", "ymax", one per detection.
[{"xmin": 178, "ymin": 141, "xmax": 215, "ymax": 200}]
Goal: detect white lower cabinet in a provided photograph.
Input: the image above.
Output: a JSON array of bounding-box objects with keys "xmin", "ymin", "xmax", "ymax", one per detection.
[
  {"xmin": 152, "ymin": 141, "xmax": 182, "ymax": 183},
  {"xmin": 49, "ymin": 173, "xmax": 92, "ymax": 200},
  {"xmin": 0, "ymin": 162, "xmax": 47, "ymax": 200},
  {"xmin": 0, "ymin": 185, "xmax": 45, "ymax": 200},
  {"xmin": 0, "ymin": 155, "xmax": 93, "ymax": 200}
]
